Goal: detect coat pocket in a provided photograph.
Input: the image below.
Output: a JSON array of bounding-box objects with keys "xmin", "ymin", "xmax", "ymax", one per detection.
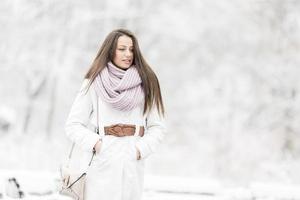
[
  {"xmin": 127, "ymin": 136, "xmax": 139, "ymax": 161},
  {"xmin": 95, "ymin": 135, "xmax": 116, "ymax": 155}
]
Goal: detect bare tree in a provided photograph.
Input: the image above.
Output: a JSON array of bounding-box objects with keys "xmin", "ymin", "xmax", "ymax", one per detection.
[{"xmin": 23, "ymin": 71, "xmax": 47, "ymax": 133}]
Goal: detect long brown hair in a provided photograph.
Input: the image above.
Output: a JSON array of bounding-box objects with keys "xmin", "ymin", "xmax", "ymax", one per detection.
[{"xmin": 84, "ymin": 28, "xmax": 165, "ymax": 116}]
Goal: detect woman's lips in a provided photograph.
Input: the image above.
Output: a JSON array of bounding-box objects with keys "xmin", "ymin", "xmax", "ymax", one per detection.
[{"xmin": 123, "ymin": 60, "xmax": 131, "ymax": 64}]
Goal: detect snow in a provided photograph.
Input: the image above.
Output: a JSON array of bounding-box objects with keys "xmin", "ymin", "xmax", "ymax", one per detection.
[
  {"xmin": 1, "ymin": 0, "xmax": 300, "ymax": 199},
  {"xmin": 1, "ymin": 169, "xmax": 300, "ymax": 200}
]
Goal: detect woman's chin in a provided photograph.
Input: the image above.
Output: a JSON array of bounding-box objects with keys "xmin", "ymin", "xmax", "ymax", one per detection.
[{"xmin": 119, "ymin": 64, "xmax": 131, "ymax": 70}]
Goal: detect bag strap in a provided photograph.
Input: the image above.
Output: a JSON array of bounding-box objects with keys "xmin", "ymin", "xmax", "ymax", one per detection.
[
  {"xmin": 87, "ymin": 94, "xmax": 100, "ymax": 166},
  {"xmin": 67, "ymin": 89, "xmax": 99, "ymax": 167}
]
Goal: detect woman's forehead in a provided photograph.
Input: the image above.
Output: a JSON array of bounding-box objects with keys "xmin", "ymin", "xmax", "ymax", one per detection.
[{"xmin": 117, "ymin": 36, "xmax": 133, "ymax": 46}]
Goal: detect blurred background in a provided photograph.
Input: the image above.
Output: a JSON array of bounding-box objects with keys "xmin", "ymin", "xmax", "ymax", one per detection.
[{"xmin": 1, "ymin": 0, "xmax": 300, "ymax": 190}]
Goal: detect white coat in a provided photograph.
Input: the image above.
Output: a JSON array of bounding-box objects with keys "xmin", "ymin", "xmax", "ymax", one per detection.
[{"xmin": 64, "ymin": 79, "xmax": 166, "ymax": 200}]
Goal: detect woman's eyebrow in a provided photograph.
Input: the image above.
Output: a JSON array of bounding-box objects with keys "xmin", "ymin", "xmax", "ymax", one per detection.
[{"xmin": 118, "ymin": 44, "xmax": 133, "ymax": 47}]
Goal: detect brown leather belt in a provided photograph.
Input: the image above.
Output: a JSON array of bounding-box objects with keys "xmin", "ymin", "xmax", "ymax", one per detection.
[{"xmin": 104, "ymin": 124, "xmax": 144, "ymax": 137}]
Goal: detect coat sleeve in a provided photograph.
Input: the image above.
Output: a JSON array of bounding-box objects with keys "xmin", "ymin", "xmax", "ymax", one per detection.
[
  {"xmin": 135, "ymin": 106, "xmax": 166, "ymax": 159},
  {"xmin": 64, "ymin": 79, "xmax": 101, "ymax": 152}
]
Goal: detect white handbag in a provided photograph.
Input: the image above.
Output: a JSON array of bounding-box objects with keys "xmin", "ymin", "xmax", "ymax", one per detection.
[
  {"xmin": 59, "ymin": 92, "xmax": 99, "ymax": 200},
  {"xmin": 59, "ymin": 143, "xmax": 96, "ymax": 200}
]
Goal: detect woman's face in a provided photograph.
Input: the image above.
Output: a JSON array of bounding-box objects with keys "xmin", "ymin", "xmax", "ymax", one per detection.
[{"xmin": 113, "ymin": 35, "xmax": 134, "ymax": 69}]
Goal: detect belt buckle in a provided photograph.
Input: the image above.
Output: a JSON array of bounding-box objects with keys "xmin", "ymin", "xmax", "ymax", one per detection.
[{"xmin": 114, "ymin": 124, "xmax": 124, "ymax": 137}]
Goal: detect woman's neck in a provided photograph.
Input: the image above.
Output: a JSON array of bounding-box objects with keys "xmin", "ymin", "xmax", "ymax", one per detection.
[{"xmin": 111, "ymin": 61, "xmax": 128, "ymax": 71}]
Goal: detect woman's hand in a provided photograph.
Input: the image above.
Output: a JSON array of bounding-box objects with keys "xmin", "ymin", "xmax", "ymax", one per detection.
[{"xmin": 93, "ymin": 140, "xmax": 102, "ymax": 154}]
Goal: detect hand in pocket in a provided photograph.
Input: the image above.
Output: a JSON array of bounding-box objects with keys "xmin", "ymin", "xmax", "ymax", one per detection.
[
  {"xmin": 93, "ymin": 140, "xmax": 102, "ymax": 154},
  {"xmin": 129, "ymin": 137, "xmax": 141, "ymax": 161}
]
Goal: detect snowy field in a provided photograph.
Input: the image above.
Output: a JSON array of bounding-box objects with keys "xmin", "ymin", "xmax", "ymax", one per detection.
[{"xmin": 0, "ymin": 169, "xmax": 300, "ymax": 200}]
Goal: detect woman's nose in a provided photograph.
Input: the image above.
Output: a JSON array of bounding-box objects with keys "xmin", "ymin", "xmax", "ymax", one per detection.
[{"xmin": 125, "ymin": 49, "xmax": 132, "ymax": 57}]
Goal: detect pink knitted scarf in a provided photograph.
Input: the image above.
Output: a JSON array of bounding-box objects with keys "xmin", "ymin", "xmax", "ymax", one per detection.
[{"xmin": 93, "ymin": 61, "xmax": 144, "ymax": 111}]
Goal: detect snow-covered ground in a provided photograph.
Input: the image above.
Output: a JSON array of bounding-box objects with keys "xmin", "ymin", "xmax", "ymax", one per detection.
[{"xmin": 0, "ymin": 169, "xmax": 300, "ymax": 200}]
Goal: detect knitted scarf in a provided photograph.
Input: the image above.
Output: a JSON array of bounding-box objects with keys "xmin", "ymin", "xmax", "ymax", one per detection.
[{"xmin": 93, "ymin": 61, "xmax": 144, "ymax": 111}]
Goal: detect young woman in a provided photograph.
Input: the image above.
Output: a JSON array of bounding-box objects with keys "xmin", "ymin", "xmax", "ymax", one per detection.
[{"xmin": 65, "ymin": 28, "xmax": 166, "ymax": 200}]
